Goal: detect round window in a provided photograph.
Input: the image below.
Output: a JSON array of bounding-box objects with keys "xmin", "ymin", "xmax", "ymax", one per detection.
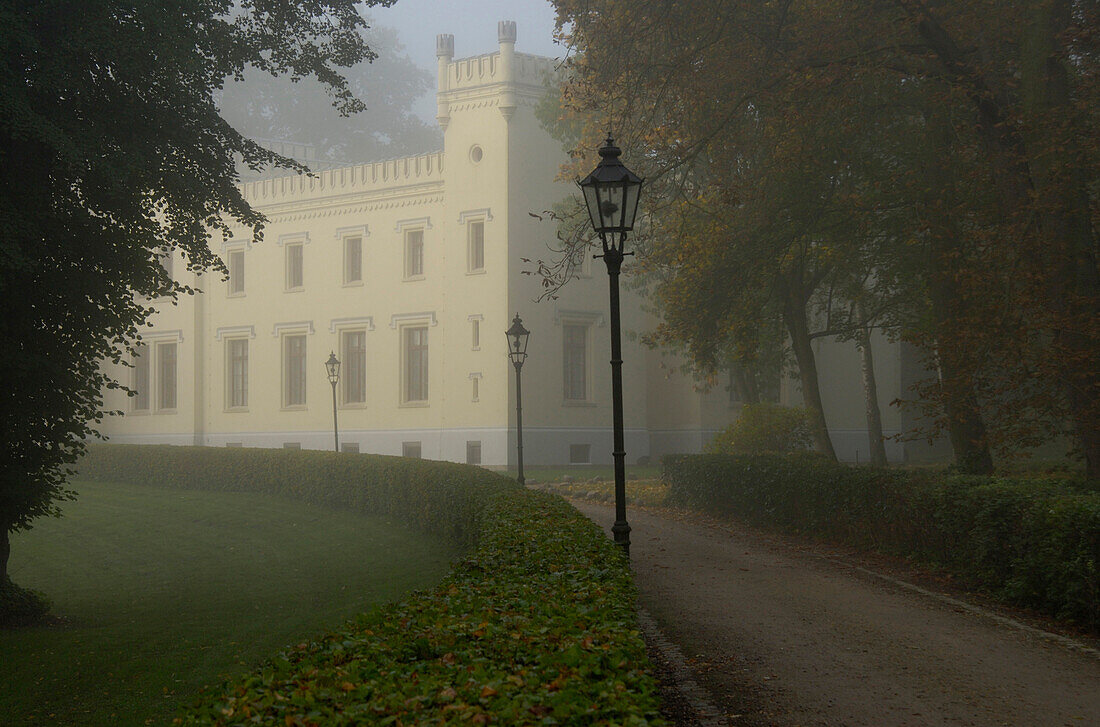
[{"xmin": 469, "ymin": 145, "xmax": 483, "ymax": 163}]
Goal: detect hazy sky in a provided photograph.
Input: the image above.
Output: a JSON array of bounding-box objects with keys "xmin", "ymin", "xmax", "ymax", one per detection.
[{"xmin": 371, "ymin": 0, "xmax": 564, "ymax": 120}]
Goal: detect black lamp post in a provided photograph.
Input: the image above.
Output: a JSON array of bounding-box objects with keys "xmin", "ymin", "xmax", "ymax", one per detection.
[
  {"xmin": 325, "ymin": 351, "xmax": 340, "ymax": 452},
  {"xmin": 505, "ymin": 313, "xmax": 530, "ymax": 485},
  {"xmin": 577, "ymin": 135, "xmax": 644, "ymax": 555}
]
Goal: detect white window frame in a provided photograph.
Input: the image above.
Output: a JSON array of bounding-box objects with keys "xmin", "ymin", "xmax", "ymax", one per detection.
[
  {"xmin": 403, "ymin": 228, "xmax": 424, "ymax": 280},
  {"xmin": 562, "ymin": 322, "xmax": 589, "ymax": 403},
  {"xmin": 336, "ymin": 225, "xmax": 367, "ymax": 288},
  {"xmin": 129, "ymin": 331, "xmax": 183, "ymax": 415},
  {"xmin": 467, "ymin": 218, "xmax": 485, "ymax": 273},
  {"xmin": 401, "ymin": 325, "xmax": 430, "ymax": 405},
  {"xmin": 225, "ymin": 337, "xmax": 249, "ymax": 410},
  {"xmin": 341, "ymin": 328, "xmax": 368, "ymax": 407},
  {"xmin": 131, "ymin": 342, "xmax": 150, "ymax": 413},
  {"xmin": 469, "ymin": 372, "xmax": 482, "ymax": 402},
  {"xmin": 468, "ymin": 314, "xmax": 483, "ymax": 350},
  {"xmin": 281, "ymin": 333, "xmax": 308, "ymax": 409},
  {"xmin": 227, "ymin": 248, "xmax": 245, "ymax": 296},
  {"xmin": 285, "ymin": 243, "xmax": 304, "ymax": 291},
  {"xmin": 156, "ymin": 341, "xmax": 178, "ymax": 412}
]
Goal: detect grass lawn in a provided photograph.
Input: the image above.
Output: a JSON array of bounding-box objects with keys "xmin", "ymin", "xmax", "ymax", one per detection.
[{"xmin": 1, "ymin": 480, "xmax": 458, "ymax": 727}]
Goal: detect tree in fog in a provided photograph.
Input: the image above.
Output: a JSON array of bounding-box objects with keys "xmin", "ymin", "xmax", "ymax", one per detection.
[
  {"xmin": 0, "ymin": 0, "xmax": 393, "ymax": 618},
  {"xmin": 550, "ymin": 0, "xmax": 1100, "ymax": 476},
  {"xmin": 217, "ymin": 18, "xmax": 440, "ymax": 164}
]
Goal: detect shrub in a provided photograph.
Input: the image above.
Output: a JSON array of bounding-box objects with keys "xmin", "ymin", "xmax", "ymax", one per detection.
[
  {"xmin": 663, "ymin": 453, "xmax": 1100, "ymax": 630},
  {"xmin": 704, "ymin": 403, "xmax": 812, "ymax": 454},
  {"xmin": 77, "ymin": 445, "xmax": 665, "ymax": 725},
  {"xmin": 0, "ymin": 577, "xmax": 52, "ymax": 628}
]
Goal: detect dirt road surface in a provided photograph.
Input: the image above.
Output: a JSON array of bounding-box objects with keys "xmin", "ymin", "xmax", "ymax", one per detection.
[{"xmin": 570, "ymin": 499, "xmax": 1100, "ymax": 727}]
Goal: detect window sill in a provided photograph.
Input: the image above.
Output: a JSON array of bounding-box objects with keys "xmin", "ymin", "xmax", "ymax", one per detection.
[
  {"xmin": 342, "ymin": 280, "xmax": 364, "ymax": 288},
  {"xmin": 339, "ymin": 402, "xmax": 367, "ymax": 410},
  {"xmin": 224, "ymin": 407, "xmax": 249, "ymax": 413},
  {"xmin": 402, "ymin": 275, "xmax": 425, "ymax": 283},
  {"xmin": 227, "ymin": 292, "xmax": 246, "ymax": 299},
  {"xmin": 155, "ymin": 408, "xmax": 178, "ymax": 415},
  {"xmin": 129, "ymin": 409, "xmax": 150, "ymax": 416},
  {"xmin": 284, "ymin": 287, "xmax": 305, "ymax": 294},
  {"xmin": 280, "ymin": 405, "xmax": 308, "ymax": 411},
  {"xmin": 399, "ymin": 400, "xmax": 429, "ymax": 408},
  {"xmin": 562, "ymin": 400, "xmax": 597, "ymax": 408},
  {"xmin": 466, "ymin": 269, "xmax": 486, "ymax": 276}
]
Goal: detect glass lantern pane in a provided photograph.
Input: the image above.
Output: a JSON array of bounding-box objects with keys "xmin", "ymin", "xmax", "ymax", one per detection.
[
  {"xmin": 582, "ymin": 184, "xmax": 602, "ymax": 232},
  {"xmin": 600, "ymin": 184, "xmax": 624, "ymax": 230},
  {"xmin": 623, "ymin": 182, "xmax": 641, "ymax": 230}
]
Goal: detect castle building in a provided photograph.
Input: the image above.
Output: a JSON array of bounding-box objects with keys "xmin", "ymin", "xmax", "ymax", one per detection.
[{"xmin": 99, "ymin": 23, "xmax": 934, "ymax": 467}]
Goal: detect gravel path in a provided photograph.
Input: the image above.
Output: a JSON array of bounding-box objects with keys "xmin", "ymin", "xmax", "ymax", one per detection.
[{"xmin": 569, "ymin": 499, "xmax": 1100, "ymax": 727}]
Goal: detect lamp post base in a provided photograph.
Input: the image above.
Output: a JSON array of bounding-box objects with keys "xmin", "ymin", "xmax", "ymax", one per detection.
[{"xmin": 612, "ymin": 520, "xmax": 631, "ymax": 555}]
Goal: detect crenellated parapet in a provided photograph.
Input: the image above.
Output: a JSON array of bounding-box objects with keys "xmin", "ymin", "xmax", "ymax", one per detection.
[
  {"xmin": 435, "ymin": 22, "xmax": 557, "ymax": 122},
  {"xmin": 240, "ymin": 151, "xmax": 445, "ymax": 206}
]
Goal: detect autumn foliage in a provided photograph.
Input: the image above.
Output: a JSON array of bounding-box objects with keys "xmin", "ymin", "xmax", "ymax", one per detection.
[{"xmin": 549, "ymin": 0, "xmax": 1100, "ymax": 477}]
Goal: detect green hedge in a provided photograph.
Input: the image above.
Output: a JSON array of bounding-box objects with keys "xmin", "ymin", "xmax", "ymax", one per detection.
[
  {"xmin": 77, "ymin": 445, "xmax": 664, "ymax": 725},
  {"xmin": 663, "ymin": 453, "xmax": 1100, "ymax": 630}
]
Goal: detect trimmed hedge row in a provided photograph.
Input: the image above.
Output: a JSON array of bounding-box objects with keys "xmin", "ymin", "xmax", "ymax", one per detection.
[
  {"xmin": 77, "ymin": 445, "xmax": 664, "ymax": 725},
  {"xmin": 663, "ymin": 453, "xmax": 1100, "ymax": 630}
]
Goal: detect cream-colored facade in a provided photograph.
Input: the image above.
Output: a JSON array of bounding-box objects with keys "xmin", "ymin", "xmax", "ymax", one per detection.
[{"xmin": 100, "ymin": 22, "xmax": 934, "ymax": 467}]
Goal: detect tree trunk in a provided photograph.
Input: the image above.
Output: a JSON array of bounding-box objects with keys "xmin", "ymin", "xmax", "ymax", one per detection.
[
  {"xmin": 913, "ymin": 1, "xmax": 1099, "ymax": 476},
  {"xmin": 855, "ymin": 323, "xmax": 888, "ymax": 467},
  {"xmin": 782, "ymin": 285, "xmax": 837, "ymax": 460},
  {"xmin": 1022, "ymin": 0, "xmax": 1100, "ymax": 480},
  {"xmin": 0, "ymin": 525, "xmax": 10, "ymax": 586},
  {"xmin": 918, "ymin": 105, "xmax": 996, "ymax": 475},
  {"xmin": 732, "ymin": 364, "xmax": 761, "ymax": 404}
]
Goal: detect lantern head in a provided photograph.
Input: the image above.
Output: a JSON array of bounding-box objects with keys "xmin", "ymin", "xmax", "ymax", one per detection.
[
  {"xmin": 325, "ymin": 351, "xmax": 340, "ymax": 385},
  {"xmin": 577, "ymin": 135, "xmax": 644, "ymax": 236},
  {"xmin": 505, "ymin": 313, "xmax": 530, "ymax": 366}
]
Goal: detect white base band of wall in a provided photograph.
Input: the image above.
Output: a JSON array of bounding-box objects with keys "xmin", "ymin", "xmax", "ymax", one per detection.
[{"xmin": 100, "ymin": 427, "xmax": 929, "ymax": 466}]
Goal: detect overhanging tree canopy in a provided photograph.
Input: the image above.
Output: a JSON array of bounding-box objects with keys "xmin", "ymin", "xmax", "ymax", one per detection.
[{"xmin": 0, "ymin": 0, "xmax": 395, "ymax": 601}]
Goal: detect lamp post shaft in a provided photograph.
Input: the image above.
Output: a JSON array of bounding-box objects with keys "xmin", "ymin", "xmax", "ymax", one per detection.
[
  {"xmin": 514, "ymin": 362, "xmax": 525, "ymax": 485},
  {"xmin": 603, "ymin": 245, "xmax": 631, "ymax": 555},
  {"xmin": 330, "ymin": 382, "xmax": 339, "ymax": 452}
]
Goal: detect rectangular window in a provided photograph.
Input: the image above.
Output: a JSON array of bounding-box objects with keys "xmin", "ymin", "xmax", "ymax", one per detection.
[
  {"xmin": 402, "ymin": 441, "xmax": 422, "ymax": 459},
  {"xmin": 157, "ymin": 342, "xmax": 177, "ymax": 410},
  {"xmin": 341, "ymin": 442, "xmax": 360, "ymax": 454},
  {"xmin": 471, "ymin": 377, "xmax": 479, "ymax": 402},
  {"xmin": 466, "ymin": 441, "xmax": 482, "ymax": 465},
  {"xmin": 226, "ymin": 442, "xmax": 243, "ymax": 448},
  {"xmin": 344, "ymin": 236, "xmax": 362, "ymax": 284},
  {"xmin": 342, "ymin": 330, "xmax": 367, "ymax": 404},
  {"xmin": 228, "ymin": 250, "xmax": 245, "ymax": 294},
  {"xmin": 283, "ymin": 334, "xmax": 307, "ymax": 407},
  {"xmin": 283, "ymin": 442, "xmax": 301, "ymax": 450},
  {"xmin": 227, "ymin": 338, "xmax": 248, "ymax": 408},
  {"xmin": 159, "ymin": 251, "xmax": 173, "ymax": 280},
  {"xmin": 404, "ymin": 326, "xmax": 428, "ymax": 402},
  {"xmin": 285, "ymin": 243, "xmax": 304, "ymax": 289},
  {"xmin": 569, "ymin": 443, "xmax": 591, "ymax": 464},
  {"xmin": 471, "ymin": 318, "xmax": 480, "ymax": 349},
  {"xmin": 132, "ymin": 343, "xmax": 149, "ymax": 411},
  {"xmin": 563, "ymin": 324, "xmax": 587, "ymax": 401},
  {"xmin": 468, "ymin": 220, "xmax": 484, "ymax": 272},
  {"xmin": 404, "ymin": 229, "xmax": 424, "ymax": 278}
]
